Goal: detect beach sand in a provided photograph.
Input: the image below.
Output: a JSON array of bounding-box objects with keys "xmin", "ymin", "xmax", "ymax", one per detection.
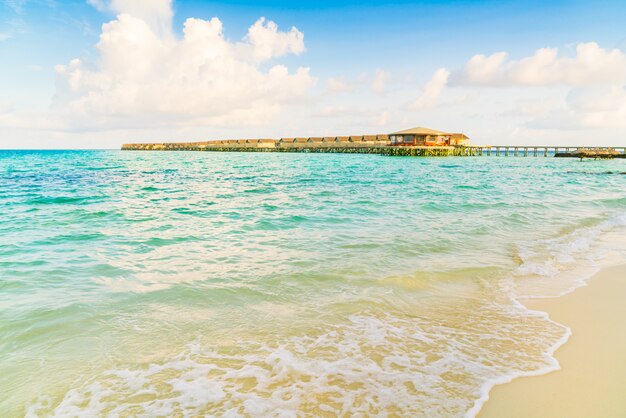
[{"xmin": 479, "ymin": 263, "xmax": 626, "ymax": 418}]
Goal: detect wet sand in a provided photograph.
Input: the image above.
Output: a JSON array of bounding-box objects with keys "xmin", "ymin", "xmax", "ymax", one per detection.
[{"xmin": 479, "ymin": 264, "xmax": 626, "ymax": 418}]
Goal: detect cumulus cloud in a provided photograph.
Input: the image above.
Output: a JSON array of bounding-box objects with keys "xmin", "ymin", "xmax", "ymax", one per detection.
[
  {"xmin": 53, "ymin": 2, "xmax": 314, "ymax": 129},
  {"xmin": 436, "ymin": 41, "xmax": 626, "ymax": 134},
  {"xmin": 0, "ymin": 33, "xmax": 10, "ymax": 41},
  {"xmin": 242, "ymin": 17, "xmax": 305, "ymax": 62},
  {"xmin": 451, "ymin": 42, "xmax": 626, "ymax": 86},
  {"xmin": 409, "ymin": 68, "xmax": 449, "ymax": 111},
  {"xmin": 88, "ymin": 0, "xmax": 173, "ymax": 36},
  {"xmin": 371, "ymin": 69, "xmax": 390, "ymax": 95}
]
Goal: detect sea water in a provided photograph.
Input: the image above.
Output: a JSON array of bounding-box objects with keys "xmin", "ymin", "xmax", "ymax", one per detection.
[{"xmin": 1, "ymin": 150, "xmax": 625, "ymax": 417}]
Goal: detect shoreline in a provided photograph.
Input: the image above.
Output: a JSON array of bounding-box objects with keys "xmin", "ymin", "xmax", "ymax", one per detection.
[{"xmin": 477, "ymin": 263, "xmax": 626, "ymax": 418}]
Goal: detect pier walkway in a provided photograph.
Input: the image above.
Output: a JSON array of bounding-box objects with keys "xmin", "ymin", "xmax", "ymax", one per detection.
[{"xmin": 122, "ymin": 142, "xmax": 626, "ymax": 158}]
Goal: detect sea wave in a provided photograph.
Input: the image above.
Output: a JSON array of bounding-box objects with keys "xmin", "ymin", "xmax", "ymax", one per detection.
[
  {"xmin": 468, "ymin": 211, "xmax": 626, "ymax": 416},
  {"xmin": 28, "ymin": 306, "xmax": 566, "ymax": 417},
  {"xmin": 4, "ymin": 151, "xmax": 626, "ymax": 417},
  {"xmin": 512, "ymin": 211, "xmax": 626, "ymax": 299},
  {"xmin": 21, "ymin": 213, "xmax": 626, "ymax": 418}
]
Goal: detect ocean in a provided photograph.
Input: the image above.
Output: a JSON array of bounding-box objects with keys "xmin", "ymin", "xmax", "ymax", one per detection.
[{"xmin": 1, "ymin": 150, "xmax": 625, "ymax": 417}]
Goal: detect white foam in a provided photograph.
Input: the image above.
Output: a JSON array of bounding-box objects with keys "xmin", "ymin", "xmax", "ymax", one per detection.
[
  {"xmin": 27, "ymin": 213, "xmax": 626, "ymax": 418},
  {"xmin": 513, "ymin": 212, "xmax": 626, "ymax": 299},
  {"xmin": 468, "ymin": 211, "xmax": 626, "ymax": 417},
  {"xmin": 465, "ymin": 294, "xmax": 572, "ymax": 418},
  {"xmin": 32, "ymin": 296, "xmax": 570, "ymax": 417}
]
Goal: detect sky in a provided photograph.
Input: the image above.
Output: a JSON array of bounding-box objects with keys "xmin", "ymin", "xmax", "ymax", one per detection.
[{"xmin": 1, "ymin": 0, "xmax": 626, "ymax": 148}]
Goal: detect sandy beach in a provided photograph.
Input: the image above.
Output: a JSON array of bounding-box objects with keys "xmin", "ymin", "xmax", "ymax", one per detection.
[{"xmin": 479, "ymin": 263, "xmax": 626, "ymax": 418}]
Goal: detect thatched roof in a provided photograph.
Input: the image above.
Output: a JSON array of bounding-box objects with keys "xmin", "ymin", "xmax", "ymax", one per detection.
[
  {"xmin": 390, "ymin": 127, "xmax": 450, "ymax": 136},
  {"xmin": 322, "ymin": 137, "xmax": 335, "ymax": 142},
  {"xmin": 294, "ymin": 138, "xmax": 308, "ymax": 143},
  {"xmin": 376, "ymin": 134, "xmax": 389, "ymax": 140},
  {"xmin": 335, "ymin": 136, "xmax": 351, "ymax": 142},
  {"xmin": 279, "ymin": 138, "xmax": 295, "ymax": 142},
  {"xmin": 307, "ymin": 137, "xmax": 324, "ymax": 142},
  {"xmin": 349, "ymin": 135, "xmax": 364, "ymax": 141},
  {"xmin": 362, "ymin": 135, "xmax": 377, "ymax": 141}
]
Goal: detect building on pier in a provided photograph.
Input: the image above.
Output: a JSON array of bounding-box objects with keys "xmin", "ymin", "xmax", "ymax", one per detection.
[
  {"xmin": 389, "ymin": 127, "xmax": 450, "ymax": 146},
  {"xmin": 389, "ymin": 127, "xmax": 470, "ymax": 147},
  {"xmin": 122, "ymin": 126, "xmax": 473, "ymax": 151}
]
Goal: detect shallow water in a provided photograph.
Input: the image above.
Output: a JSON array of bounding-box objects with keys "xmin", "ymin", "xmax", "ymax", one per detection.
[{"xmin": 1, "ymin": 150, "xmax": 625, "ymax": 417}]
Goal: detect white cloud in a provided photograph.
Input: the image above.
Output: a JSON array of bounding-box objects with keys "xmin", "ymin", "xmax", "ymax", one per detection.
[
  {"xmin": 438, "ymin": 41, "xmax": 626, "ymax": 135},
  {"xmin": 242, "ymin": 17, "xmax": 305, "ymax": 62},
  {"xmin": 88, "ymin": 0, "xmax": 174, "ymax": 37},
  {"xmin": 326, "ymin": 77, "xmax": 353, "ymax": 93},
  {"xmin": 53, "ymin": 6, "xmax": 315, "ymax": 130},
  {"xmin": 530, "ymin": 85, "xmax": 626, "ymax": 129},
  {"xmin": 0, "ymin": 33, "xmax": 10, "ymax": 41},
  {"xmin": 501, "ymin": 98, "xmax": 561, "ymax": 118},
  {"xmin": 570, "ymin": 86, "xmax": 626, "ymax": 128},
  {"xmin": 410, "ymin": 68, "xmax": 449, "ymax": 111},
  {"xmin": 452, "ymin": 42, "xmax": 626, "ymax": 86},
  {"xmin": 110, "ymin": 0, "xmax": 173, "ymax": 37},
  {"xmin": 371, "ymin": 69, "xmax": 390, "ymax": 95}
]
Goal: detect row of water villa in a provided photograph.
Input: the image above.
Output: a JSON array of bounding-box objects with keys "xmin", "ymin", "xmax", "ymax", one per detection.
[
  {"xmin": 122, "ymin": 126, "xmax": 625, "ymax": 158},
  {"xmin": 122, "ymin": 127, "xmax": 470, "ymax": 155}
]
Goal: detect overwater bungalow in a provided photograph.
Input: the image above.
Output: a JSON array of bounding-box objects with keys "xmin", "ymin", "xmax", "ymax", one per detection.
[
  {"xmin": 122, "ymin": 125, "xmax": 474, "ymax": 152},
  {"xmin": 256, "ymin": 139, "xmax": 277, "ymax": 147},
  {"xmin": 279, "ymin": 138, "xmax": 296, "ymax": 148},
  {"xmin": 389, "ymin": 127, "xmax": 451, "ymax": 146}
]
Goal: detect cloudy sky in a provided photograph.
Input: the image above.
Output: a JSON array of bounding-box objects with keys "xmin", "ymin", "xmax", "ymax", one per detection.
[{"xmin": 1, "ymin": 0, "xmax": 626, "ymax": 148}]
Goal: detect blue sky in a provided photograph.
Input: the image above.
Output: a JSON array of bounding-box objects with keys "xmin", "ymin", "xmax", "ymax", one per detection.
[{"xmin": 2, "ymin": 0, "xmax": 626, "ymax": 148}]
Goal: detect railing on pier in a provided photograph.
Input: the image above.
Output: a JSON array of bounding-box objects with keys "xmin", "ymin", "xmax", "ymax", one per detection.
[{"xmin": 477, "ymin": 146, "xmax": 626, "ymax": 158}]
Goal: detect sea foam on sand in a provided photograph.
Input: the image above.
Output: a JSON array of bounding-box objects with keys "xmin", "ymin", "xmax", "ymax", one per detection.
[{"xmin": 475, "ymin": 217, "xmax": 626, "ymax": 417}]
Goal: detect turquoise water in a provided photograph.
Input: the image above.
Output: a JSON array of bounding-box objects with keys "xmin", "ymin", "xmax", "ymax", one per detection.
[{"xmin": 1, "ymin": 150, "xmax": 625, "ymax": 417}]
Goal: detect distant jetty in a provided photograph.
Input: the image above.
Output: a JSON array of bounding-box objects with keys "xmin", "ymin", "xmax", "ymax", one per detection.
[
  {"xmin": 122, "ymin": 126, "xmax": 626, "ymax": 158},
  {"xmin": 554, "ymin": 148, "xmax": 626, "ymax": 159}
]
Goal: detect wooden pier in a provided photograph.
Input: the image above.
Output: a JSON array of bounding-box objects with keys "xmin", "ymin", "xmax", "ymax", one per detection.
[{"xmin": 121, "ymin": 142, "xmax": 626, "ymax": 158}]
